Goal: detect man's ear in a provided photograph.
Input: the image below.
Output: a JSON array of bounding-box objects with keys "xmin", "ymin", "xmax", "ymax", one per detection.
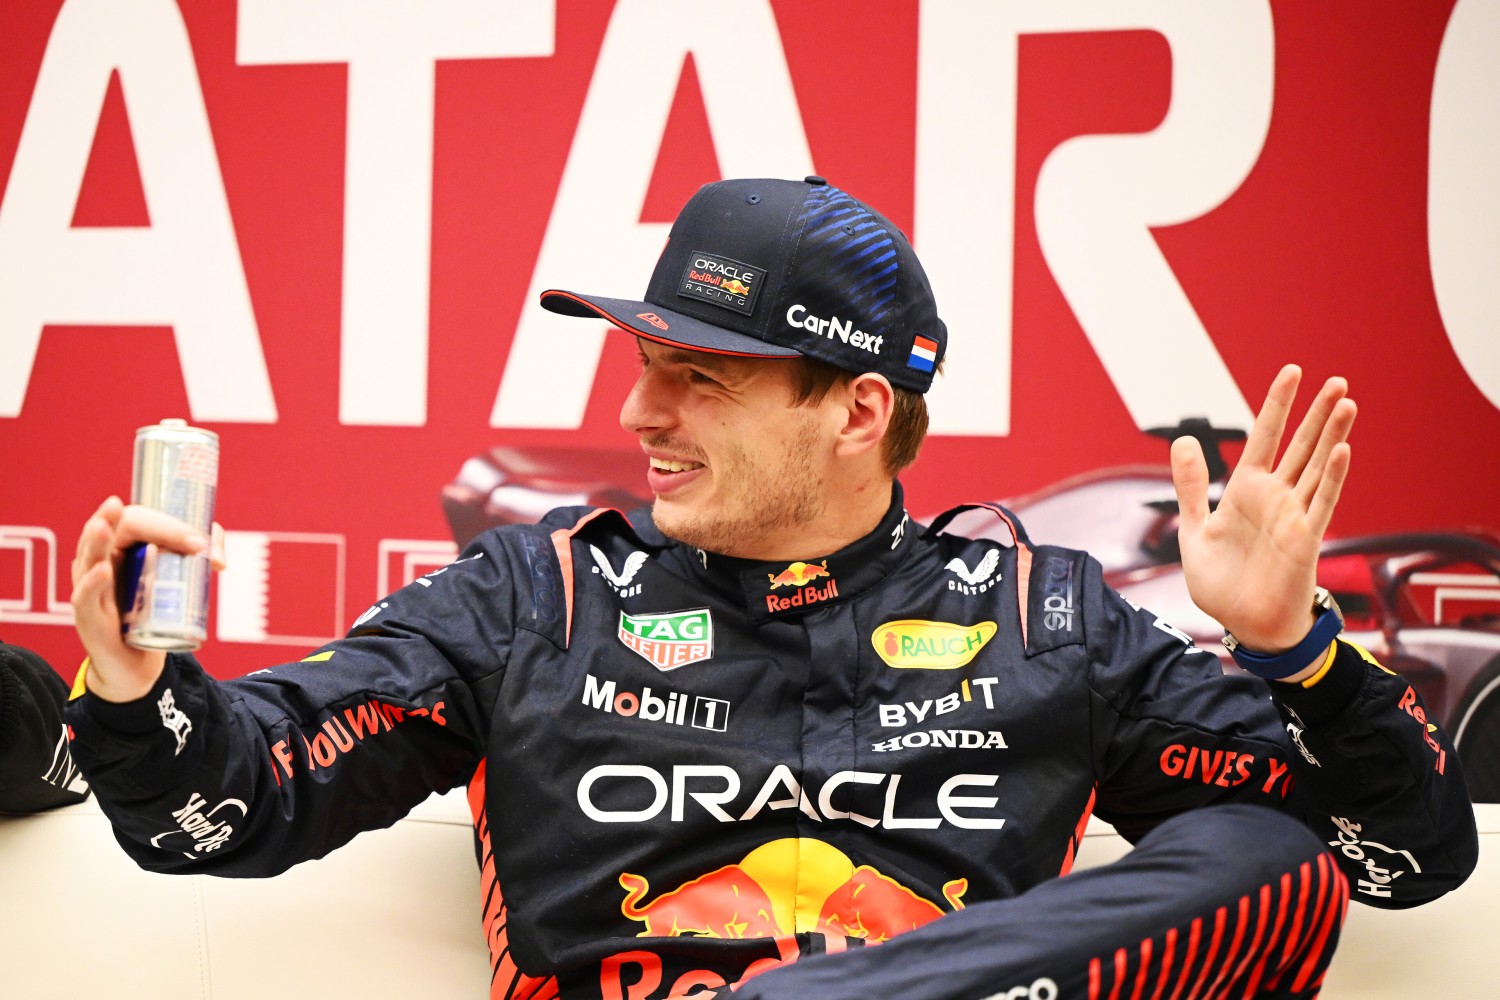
[{"xmin": 833, "ymin": 373, "xmax": 895, "ymax": 458}]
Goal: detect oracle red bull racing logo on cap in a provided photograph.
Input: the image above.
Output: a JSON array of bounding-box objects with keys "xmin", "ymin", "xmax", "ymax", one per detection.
[
  {"xmin": 617, "ymin": 608, "xmax": 713, "ymax": 671},
  {"xmin": 678, "ymin": 251, "xmax": 765, "ymax": 316},
  {"xmin": 873, "ymin": 620, "xmax": 997, "ymax": 669},
  {"xmin": 764, "ymin": 560, "xmax": 839, "ymax": 614},
  {"xmin": 618, "ymin": 837, "xmax": 967, "ymax": 944}
]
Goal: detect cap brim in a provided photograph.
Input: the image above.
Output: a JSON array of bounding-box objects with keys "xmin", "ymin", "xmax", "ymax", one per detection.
[{"xmin": 540, "ymin": 290, "xmax": 802, "ymax": 359}]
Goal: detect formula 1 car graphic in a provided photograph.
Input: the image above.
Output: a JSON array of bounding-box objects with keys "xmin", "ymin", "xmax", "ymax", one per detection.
[{"xmin": 439, "ymin": 423, "xmax": 1500, "ymax": 801}]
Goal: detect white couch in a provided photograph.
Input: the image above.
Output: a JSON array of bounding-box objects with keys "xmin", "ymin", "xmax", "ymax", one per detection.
[{"xmin": 1, "ymin": 794, "xmax": 1494, "ymax": 998}]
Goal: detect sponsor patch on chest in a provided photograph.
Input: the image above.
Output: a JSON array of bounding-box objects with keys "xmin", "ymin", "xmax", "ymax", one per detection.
[{"xmin": 617, "ymin": 608, "xmax": 714, "ymax": 670}]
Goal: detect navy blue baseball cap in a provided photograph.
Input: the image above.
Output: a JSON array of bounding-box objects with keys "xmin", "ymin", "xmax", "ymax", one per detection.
[{"xmin": 540, "ymin": 176, "xmax": 947, "ymax": 393}]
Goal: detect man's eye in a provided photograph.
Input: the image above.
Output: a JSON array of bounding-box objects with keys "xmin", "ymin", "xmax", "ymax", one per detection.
[{"xmin": 688, "ymin": 370, "xmax": 720, "ymax": 386}]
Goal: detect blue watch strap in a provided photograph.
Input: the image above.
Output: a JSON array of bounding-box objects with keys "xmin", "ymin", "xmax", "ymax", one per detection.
[{"xmin": 1227, "ymin": 606, "xmax": 1344, "ymax": 680}]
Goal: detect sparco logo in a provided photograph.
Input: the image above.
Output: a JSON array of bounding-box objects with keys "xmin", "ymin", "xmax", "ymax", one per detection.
[
  {"xmin": 981, "ymin": 978, "xmax": 1058, "ymax": 1000},
  {"xmin": 1329, "ymin": 816, "xmax": 1421, "ymax": 899},
  {"xmin": 519, "ymin": 533, "xmax": 560, "ymax": 624},
  {"xmin": 583, "ymin": 674, "xmax": 729, "ymax": 732},
  {"xmin": 785, "ymin": 304, "xmax": 884, "ymax": 354},
  {"xmin": 1039, "ymin": 558, "xmax": 1075, "ymax": 631}
]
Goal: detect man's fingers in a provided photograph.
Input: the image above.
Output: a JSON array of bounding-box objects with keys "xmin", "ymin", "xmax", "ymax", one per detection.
[
  {"xmin": 1240, "ymin": 364, "xmax": 1302, "ymax": 471},
  {"xmin": 1294, "ymin": 396, "xmax": 1357, "ymax": 507},
  {"xmin": 70, "ymin": 556, "xmax": 112, "ymax": 609},
  {"xmin": 69, "ymin": 555, "xmax": 120, "ymax": 646},
  {"xmin": 73, "ymin": 506, "xmax": 122, "ymax": 587},
  {"xmin": 208, "ymin": 522, "xmax": 228, "ymax": 572},
  {"xmin": 1171, "ymin": 435, "xmax": 1212, "ymax": 535},
  {"xmin": 1280, "ymin": 376, "xmax": 1350, "ymax": 488},
  {"xmin": 1307, "ymin": 442, "xmax": 1352, "ymax": 537},
  {"xmin": 112, "ymin": 505, "xmax": 210, "ymax": 555},
  {"xmin": 75, "ymin": 501, "xmax": 205, "ymax": 575}
]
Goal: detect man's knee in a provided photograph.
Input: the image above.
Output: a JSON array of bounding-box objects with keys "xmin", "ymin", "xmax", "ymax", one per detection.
[{"xmin": 1139, "ymin": 805, "xmax": 1327, "ymax": 875}]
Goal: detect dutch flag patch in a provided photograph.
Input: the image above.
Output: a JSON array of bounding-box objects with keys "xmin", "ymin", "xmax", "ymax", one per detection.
[{"xmin": 906, "ymin": 335, "xmax": 938, "ymax": 372}]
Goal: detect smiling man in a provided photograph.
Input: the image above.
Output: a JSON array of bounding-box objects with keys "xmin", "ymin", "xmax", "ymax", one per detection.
[{"xmin": 67, "ymin": 177, "xmax": 1475, "ymax": 1000}]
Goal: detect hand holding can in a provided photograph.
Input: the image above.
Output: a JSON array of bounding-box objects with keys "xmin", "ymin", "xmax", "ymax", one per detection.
[{"xmin": 118, "ymin": 419, "xmax": 219, "ymax": 651}]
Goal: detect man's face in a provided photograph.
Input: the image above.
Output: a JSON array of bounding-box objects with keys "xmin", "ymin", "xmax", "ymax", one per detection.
[{"xmin": 620, "ymin": 339, "xmax": 831, "ymax": 558}]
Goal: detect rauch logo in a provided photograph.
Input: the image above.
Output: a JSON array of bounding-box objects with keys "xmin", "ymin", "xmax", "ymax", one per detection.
[
  {"xmin": 617, "ymin": 608, "xmax": 714, "ymax": 671},
  {"xmin": 872, "ymin": 620, "xmax": 997, "ymax": 669}
]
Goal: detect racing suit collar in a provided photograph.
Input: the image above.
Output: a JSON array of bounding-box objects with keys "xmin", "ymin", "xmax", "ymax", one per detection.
[{"xmin": 632, "ymin": 484, "xmax": 915, "ymax": 623}]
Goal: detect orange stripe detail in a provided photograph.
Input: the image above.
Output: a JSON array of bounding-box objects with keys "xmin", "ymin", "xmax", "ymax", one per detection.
[
  {"xmin": 468, "ymin": 759, "xmax": 560, "ymax": 1000},
  {"xmin": 1150, "ymin": 927, "xmax": 1176, "ymax": 1000},
  {"xmin": 1015, "ymin": 544, "xmax": 1033, "ymax": 649},
  {"xmin": 1291, "ymin": 855, "xmax": 1348, "ymax": 994},
  {"xmin": 1129, "ymin": 938, "xmax": 1153, "ymax": 1000},
  {"xmin": 1060, "ymin": 785, "xmax": 1098, "ymax": 876},
  {"xmin": 1185, "ymin": 905, "xmax": 1226, "ymax": 999},
  {"xmin": 548, "ymin": 508, "xmax": 615, "ymax": 648},
  {"xmin": 1110, "ymin": 947, "xmax": 1127, "ymax": 1000},
  {"xmin": 1244, "ymin": 872, "xmax": 1292, "ymax": 997},
  {"xmin": 1223, "ymin": 885, "xmax": 1271, "ymax": 999},
  {"xmin": 1166, "ymin": 917, "xmax": 1201, "ymax": 1000},
  {"xmin": 1203, "ymin": 895, "xmax": 1250, "ymax": 1000},
  {"xmin": 1279, "ymin": 861, "xmax": 1313, "ymax": 973}
]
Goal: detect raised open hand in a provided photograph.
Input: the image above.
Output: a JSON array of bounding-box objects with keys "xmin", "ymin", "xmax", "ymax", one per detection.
[{"xmin": 1171, "ymin": 365, "xmax": 1356, "ymax": 658}]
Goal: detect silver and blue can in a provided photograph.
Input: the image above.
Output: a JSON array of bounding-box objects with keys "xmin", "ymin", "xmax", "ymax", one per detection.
[{"xmin": 119, "ymin": 419, "xmax": 219, "ymax": 651}]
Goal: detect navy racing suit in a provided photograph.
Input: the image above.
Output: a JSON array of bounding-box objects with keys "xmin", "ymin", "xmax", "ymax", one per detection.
[{"xmin": 65, "ymin": 487, "xmax": 1478, "ymax": 999}]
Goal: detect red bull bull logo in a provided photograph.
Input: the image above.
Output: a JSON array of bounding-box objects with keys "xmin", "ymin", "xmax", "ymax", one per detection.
[
  {"xmin": 764, "ymin": 561, "xmax": 839, "ymax": 614},
  {"xmin": 766, "ymin": 560, "xmax": 830, "ymax": 589},
  {"xmin": 619, "ymin": 865, "xmax": 781, "ymax": 939},
  {"xmin": 815, "ymin": 865, "xmax": 968, "ymax": 943},
  {"xmin": 618, "ymin": 837, "xmax": 965, "ymax": 943}
]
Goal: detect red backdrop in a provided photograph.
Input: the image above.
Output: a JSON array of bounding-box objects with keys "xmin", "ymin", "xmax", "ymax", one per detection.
[{"xmin": 2, "ymin": 0, "xmax": 1497, "ymax": 678}]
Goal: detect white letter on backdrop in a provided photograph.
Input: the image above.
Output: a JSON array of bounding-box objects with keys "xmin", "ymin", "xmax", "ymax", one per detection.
[
  {"xmin": 238, "ymin": 0, "xmax": 556, "ymax": 425},
  {"xmin": 917, "ymin": 1, "xmax": 1269, "ymax": 435},
  {"xmin": 1429, "ymin": 0, "xmax": 1500, "ymax": 411},
  {"xmin": 490, "ymin": 0, "xmax": 814, "ymax": 429},
  {"xmin": 0, "ymin": 0, "xmax": 276, "ymax": 422}
]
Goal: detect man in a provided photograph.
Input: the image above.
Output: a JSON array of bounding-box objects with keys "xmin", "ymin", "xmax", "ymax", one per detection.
[
  {"xmin": 68, "ymin": 177, "xmax": 1476, "ymax": 1000},
  {"xmin": 0, "ymin": 640, "xmax": 90, "ymax": 812}
]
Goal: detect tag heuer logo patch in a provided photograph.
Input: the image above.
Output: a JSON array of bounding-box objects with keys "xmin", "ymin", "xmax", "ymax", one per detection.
[
  {"xmin": 678, "ymin": 251, "xmax": 765, "ymax": 316},
  {"xmin": 618, "ymin": 608, "xmax": 714, "ymax": 671}
]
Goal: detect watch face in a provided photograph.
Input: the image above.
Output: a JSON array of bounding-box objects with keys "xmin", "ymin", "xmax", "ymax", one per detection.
[{"xmin": 1314, "ymin": 586, "xmax": 1345, "ymax": 627}]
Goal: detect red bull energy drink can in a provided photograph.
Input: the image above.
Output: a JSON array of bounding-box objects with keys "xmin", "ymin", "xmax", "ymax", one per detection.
[{"xmin": 120, "ymin": 419, "xmax": 218, "ymax": 651}]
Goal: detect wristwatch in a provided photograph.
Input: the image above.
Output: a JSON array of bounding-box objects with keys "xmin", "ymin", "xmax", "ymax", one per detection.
[{"xmin": 1223, "ymin": 587, "xmax": 1344, "ymax": 680}]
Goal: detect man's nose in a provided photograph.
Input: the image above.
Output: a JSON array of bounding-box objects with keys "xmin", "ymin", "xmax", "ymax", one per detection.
[{"xmin": 620, "ymin": 368, "xmax": 673, "ymax": 436}]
